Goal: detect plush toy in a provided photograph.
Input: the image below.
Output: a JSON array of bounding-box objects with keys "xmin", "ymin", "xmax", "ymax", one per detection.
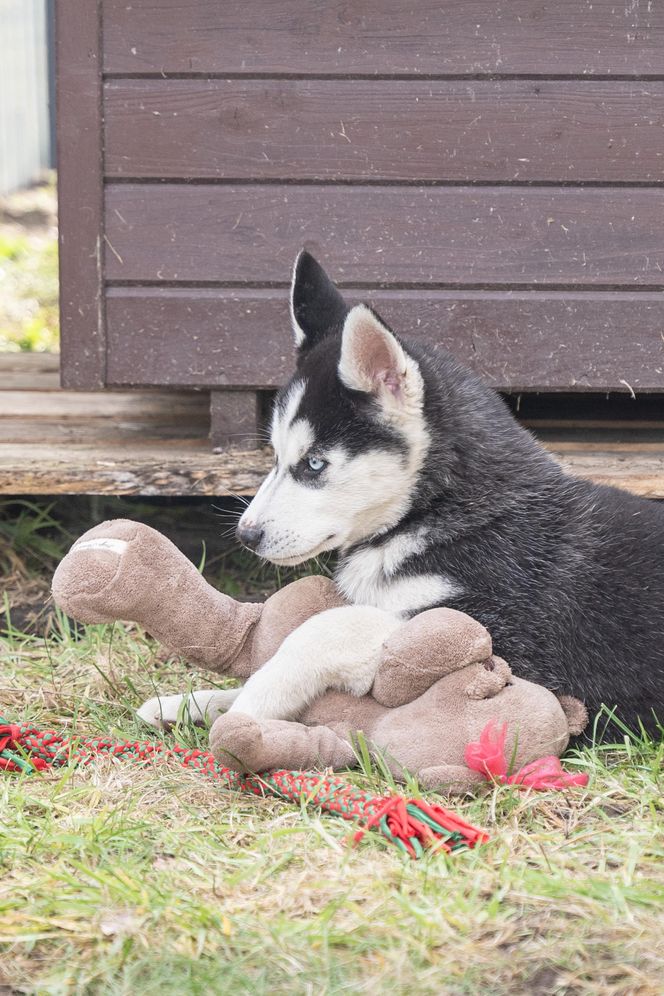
[{"xmin": 52, "ymin": 519, "xmax": 588, "ymax": 792}]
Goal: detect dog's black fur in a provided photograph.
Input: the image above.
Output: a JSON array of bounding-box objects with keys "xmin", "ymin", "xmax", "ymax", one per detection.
[{"xmin": 289, "ymin": 253, "xmax": 664, "ymax": 734}]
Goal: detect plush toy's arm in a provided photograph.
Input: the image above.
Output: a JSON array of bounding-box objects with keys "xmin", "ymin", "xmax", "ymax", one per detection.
[
  {"xmin": 209, "ymin": 712, "xmax": 356, "ymax": 774},
  {"xmin": 372, "ymin": 607, "xmax": 493, "ymax": 708},
  {"xmin": 52, "ymin": 519, "xmax": 343, "ymax": 680}
]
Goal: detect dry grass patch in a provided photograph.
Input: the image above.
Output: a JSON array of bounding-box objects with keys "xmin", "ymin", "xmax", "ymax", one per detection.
[{"xmin": 1, "ymin": 616, "xmax": 663, "ymax": 995}]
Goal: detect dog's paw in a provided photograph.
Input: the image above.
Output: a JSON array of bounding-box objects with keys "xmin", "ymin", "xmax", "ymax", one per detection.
[
  {"xmin": 136, "ymin": 688, "xmax": 241, "ymax": 729},
  {"xmin": 136, "ymin": 693, "xmax": 188, "ymax": 730}
]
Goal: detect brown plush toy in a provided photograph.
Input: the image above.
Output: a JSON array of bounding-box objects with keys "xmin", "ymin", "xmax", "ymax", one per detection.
[{"xmin": 52, "ymin": 519, "xmax": 588, "ymax": 792}]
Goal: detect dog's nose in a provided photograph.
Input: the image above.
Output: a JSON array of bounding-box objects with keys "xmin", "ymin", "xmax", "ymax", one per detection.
[{"xmin": 236, "ymin": 522, "xmax": 264, "ymax": 551}]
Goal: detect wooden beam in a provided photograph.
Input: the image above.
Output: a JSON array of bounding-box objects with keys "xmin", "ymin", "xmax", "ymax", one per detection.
[
  {"xmin": 3, "ymin": 435, "xmax": 664, "ymax": 498},
  {"xmin": 2, "ymin": 356, "xmax": 664, "ymax": 498},
  {"xmin": 56, "ymin": 0, "xmax": 106, "ymax": 388}
]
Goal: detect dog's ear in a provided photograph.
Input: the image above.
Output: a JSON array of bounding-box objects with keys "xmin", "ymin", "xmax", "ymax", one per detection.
[
  {"xmin": 338, "ymin": 305, "xmax": 422, "ymax": 406},
  {"xmin": 290, "ymin": 250, "xmax": 349, "ymax": 350}
]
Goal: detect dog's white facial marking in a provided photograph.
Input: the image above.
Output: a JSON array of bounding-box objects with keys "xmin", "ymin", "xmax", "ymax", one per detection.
[
  {"xmin": 270, "ymin": 379, "xmax": 309, "ymax": 461},
  {"xmin": 241, "ymin": 441, "xmax": 422, "ymax": 564},
  {"xmin": 238, "ymin": 307, "xmax": 432, "ymax": 567},
  {"xmin": 240, "ymin": 408, "xmax": 430, "ymax": 565}
]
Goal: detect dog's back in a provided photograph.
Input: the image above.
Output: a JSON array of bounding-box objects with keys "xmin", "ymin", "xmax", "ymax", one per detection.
[{"xmin": 410, "ymin": 345, "xmax": 664, "ymax": 732}]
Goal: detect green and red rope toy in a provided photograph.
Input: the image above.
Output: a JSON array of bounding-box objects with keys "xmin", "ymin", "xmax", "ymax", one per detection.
[{"xmin": 0, "ymin": 715, "xmax": 488, "ymax": 858}]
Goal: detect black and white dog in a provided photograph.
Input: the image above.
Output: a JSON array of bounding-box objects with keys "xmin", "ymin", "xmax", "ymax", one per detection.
[
  {"xmin": 141, "ymin": 252, "xmax": 663, "ymax": 735},
  {"xmin": 236, "ymin": 251, "xmax": 664, "ymax": 733}
]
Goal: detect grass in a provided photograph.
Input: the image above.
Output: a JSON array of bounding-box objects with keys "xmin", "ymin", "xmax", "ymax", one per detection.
[
  {"xmin": 1, "ymin": 508, "xmax": 663, "ymax": 994},
  {"xmin": 2, "ymin": 625, "xmax": 663, "ymax": 993},
  {"xmin": 0, "ymin": 175, "xmax": 59, "ymax": 353}
]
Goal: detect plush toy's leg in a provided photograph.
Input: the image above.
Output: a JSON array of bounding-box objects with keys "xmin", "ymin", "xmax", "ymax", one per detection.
[
  {"xmin": 209, "ymin": 712, "xmax": 356, "ymax": 774},
  {"xmin": 52, "ymin": 519, "xmax": 342, "ymax": 678},
  {"xmin": 417, "ymin": 764, "xmax": 486, "ymax": 794}
]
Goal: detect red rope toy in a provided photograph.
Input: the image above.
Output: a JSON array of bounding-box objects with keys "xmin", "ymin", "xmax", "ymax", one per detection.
[
  {"xmin": 0, "ymin": 715, "xmax": 488, "ymax": 859},
  {"xmin": 0, "ymin": 715, "xmax": 587, "ymax": 856}
]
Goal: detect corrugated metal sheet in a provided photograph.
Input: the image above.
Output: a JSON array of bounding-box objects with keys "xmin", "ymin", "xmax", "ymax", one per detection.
[{"xmin": 0, "ymin": 0, "xmax": 51, "ymax": 194}]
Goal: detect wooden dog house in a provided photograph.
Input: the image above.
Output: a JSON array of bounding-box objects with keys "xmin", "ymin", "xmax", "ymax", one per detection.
[{"xmin": 56, "ymin": 0, "xmax": 664, "ymax": 454}]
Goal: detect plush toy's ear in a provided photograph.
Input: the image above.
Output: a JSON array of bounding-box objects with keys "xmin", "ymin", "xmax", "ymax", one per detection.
[
  {"xmin": 290, "ymin": 250, "xmax": 349, "ymax": 350},
  {"xmin": 338, "ymin": 304, "xmax": 421, "ymax": 405},
  {"xmin": 557, "ymin": 695, "xmax": 589, "ymax": 736}
]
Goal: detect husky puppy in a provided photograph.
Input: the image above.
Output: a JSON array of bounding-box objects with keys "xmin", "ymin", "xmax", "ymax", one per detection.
[{"xmin": 227, "ymin": 251, "xmax": 663, "ymax": 735}]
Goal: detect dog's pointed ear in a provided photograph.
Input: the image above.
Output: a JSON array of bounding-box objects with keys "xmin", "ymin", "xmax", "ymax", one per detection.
[
  {"xmin": 290, "ymin": 250, "xmax": 349, "ymax": 350},
  {"xmin": 338, "ymin": 305, "xmax": 419, "ymax": 404}
]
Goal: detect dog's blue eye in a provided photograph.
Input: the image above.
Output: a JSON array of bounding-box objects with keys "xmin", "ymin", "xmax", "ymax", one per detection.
[{"xmin": 307, "ymin": 456, "xmax": 326, "ymax": 473}]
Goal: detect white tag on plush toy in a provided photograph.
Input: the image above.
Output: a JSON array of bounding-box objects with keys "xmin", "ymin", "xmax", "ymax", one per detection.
[{"xmin": 73, "ymin": 537, "xmax": 128, "ymax": 555}]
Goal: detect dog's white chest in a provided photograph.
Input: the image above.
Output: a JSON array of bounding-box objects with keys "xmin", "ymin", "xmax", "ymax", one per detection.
[{"xmin": 335, "ymin": 534, "xmax": 461, "ymax": 616}]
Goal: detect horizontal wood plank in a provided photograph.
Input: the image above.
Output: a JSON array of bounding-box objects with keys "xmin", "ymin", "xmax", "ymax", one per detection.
[
  {"xmin": 1, "ymin": 390, "xmax": 209, "ymax": 421},
  {"xmin": 552, "ymin": 450, "xmax": 664, "ymax": 499},
  {"xmin": 2, "ymin": 356, "xmax": 664, "ymax": 497},
  {"xmin": 0, "ymin": 442, "xmax": 271, "ymax": 496},
  {"xmin": 105, "ymin": 288, "xmax": 664, "ymax": 392},
  {"xmin": 102, "ymin": 0, "xmax": 664, "ymax": 76},
  {"xmin": 104, "ymin": 184, "xmax": 664, "ymax": 287},
  {"xmin": 0, "ymin": 352, "xmax": 60, "ymax": 390},
  {"xmin": 104, "ymin": 79, "xmax": 664, "ymax": 183},
  {"xmin": 4, "ymin": 434, "xmax": 664, "ymax": 498}
]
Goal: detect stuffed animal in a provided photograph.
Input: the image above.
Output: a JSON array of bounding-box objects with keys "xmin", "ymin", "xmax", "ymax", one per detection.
[{"xmin": 51, "ymin": 519, "xmax": 588, "ymax": 792}]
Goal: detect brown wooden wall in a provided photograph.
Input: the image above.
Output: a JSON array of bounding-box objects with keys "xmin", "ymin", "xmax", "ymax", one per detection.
[{"xmin": 58, "ymin": 0, "xmax": 664, "ymax": 401}]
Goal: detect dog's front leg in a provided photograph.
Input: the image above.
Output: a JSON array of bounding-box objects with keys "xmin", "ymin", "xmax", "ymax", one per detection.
[
  {"xmin": 227, "ymin": 605, "xmax": 402, "ymax": 721},
  {"xmin": 137, "ymin": 687, "xmax": 242, "ymax": 729}
]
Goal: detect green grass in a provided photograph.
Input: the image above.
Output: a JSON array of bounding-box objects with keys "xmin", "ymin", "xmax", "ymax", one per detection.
[{"xmin": 1, "ymin": 609, "xmax": 663, "ymax": 995}]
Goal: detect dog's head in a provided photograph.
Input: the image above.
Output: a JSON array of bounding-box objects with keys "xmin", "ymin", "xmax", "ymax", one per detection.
[{"xmin": 236, "ymin": 252, "xmax": 430, "ymax": 565}]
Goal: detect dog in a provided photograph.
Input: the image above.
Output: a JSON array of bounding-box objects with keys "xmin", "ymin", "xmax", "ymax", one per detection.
[{"xmin": 227, "ymin": 250, "xmax": 663, "ymax": 736}]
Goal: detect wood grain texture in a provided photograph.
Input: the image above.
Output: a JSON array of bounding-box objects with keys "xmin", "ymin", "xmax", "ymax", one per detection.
[
  {"xmin": 105, "ymin": 288, "xmax": 664, "ymax": 393},
  {"xmin": 56, "ymin": 0, "xmax": 105, "ymax": 388},
  {"xmin": 0, "ymin": 442, "xmax": 272, "ymax": 496},
  {"xmin": 4, "ymin": 434, "xmax": 664, "ymax": 498},
  {"xmin": 2, "ymin": 390, "xmax": 209, "ymax": 421},
  {"xmin": 104, "ymin": 184, "xmax": 664, "ymax": 287},
  {"xmin": 209, "ymin": 390, "xmax": 263, "ymax": 448},
  {"xmin": 3, "ymin": 358, "xmax": 664, "ymax": 497},
  {"xmin": 102, "ymin": 0, "xmax": 664, "ymax": 76},
  {"xmin": 104, "ymin": 79, "xmax": 664, "ymax": 183},
  {"xmin": 0, "ymin": 352, "xmax": 60, "ymax": 390}
]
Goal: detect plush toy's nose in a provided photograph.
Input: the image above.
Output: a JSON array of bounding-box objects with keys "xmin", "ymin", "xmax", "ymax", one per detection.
[{"xmin": 236, "ymin": 522, "xmax": 264, "ymax": 551}]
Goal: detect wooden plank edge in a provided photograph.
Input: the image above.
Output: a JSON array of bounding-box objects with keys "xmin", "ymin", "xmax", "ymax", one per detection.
[{"xmin": 2, "ymin": 447, "xmax": 664, "ymax": 498}]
